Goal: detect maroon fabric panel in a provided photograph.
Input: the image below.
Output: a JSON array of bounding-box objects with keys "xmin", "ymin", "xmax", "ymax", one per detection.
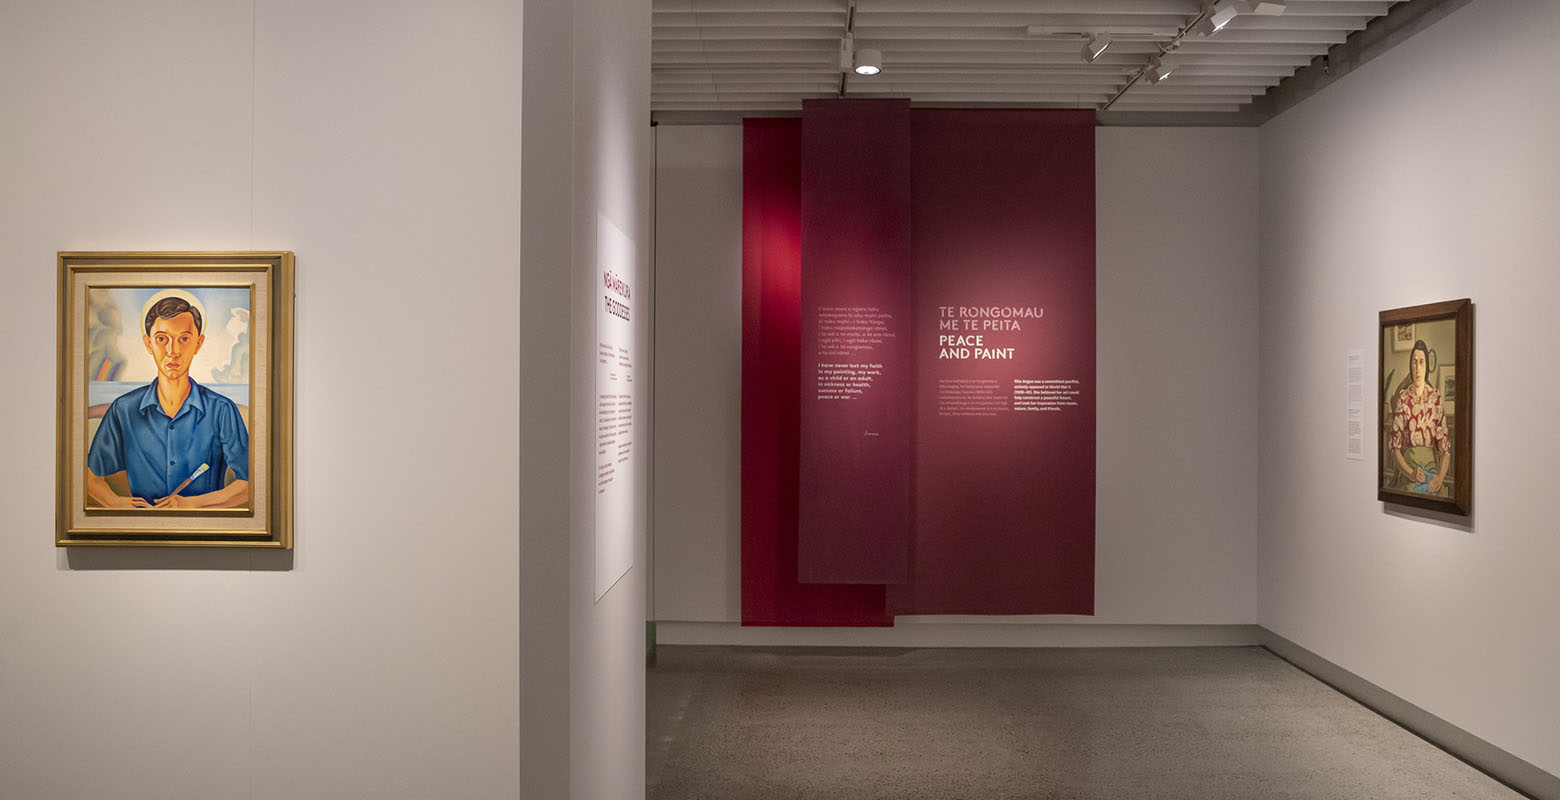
[
  {"xmin": 890, "ymin": 109, "xmax": 1097, "ymax": 615},
  {"xmin": 740, "ymin": 118, "xmax": 891, "ymax": 626},
  {"xmin": 797, "ymin": 99, "xmax": 914, "ymax": 584}
]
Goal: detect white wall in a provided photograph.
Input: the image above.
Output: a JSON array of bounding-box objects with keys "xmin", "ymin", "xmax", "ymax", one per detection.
[
  {"xmin": 521, "ymin": 0, "xmax": 574, "ymax": 794},
  {"xmin": 1096, "ymin": 127, "xmax": 1260, "ymax": 625},
  {"xmin": 652, "ymin": 125, "xmax": 1261, "ymax": 636},
  {"xmin": 0, "ymin": 2, "xmax": 521, "ymax": 798},
  {"xmin": 651, "ymin": 126, "xmax": 745, "ymax": 622},
  {"xmin": 1259, "ymin": 0, "xmax": 1560, "ymax": 777},
  {"xmin": 522, "ymin": 0, "xmax": 652, "ymax": 797},
  {"xmin": 568, "ymin": 0, "xmax": 651, "ymax": 797}
]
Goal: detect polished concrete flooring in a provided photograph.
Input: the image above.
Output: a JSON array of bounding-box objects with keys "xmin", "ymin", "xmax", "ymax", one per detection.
[{"xmin": 647, "ymin": 645, "xmax": 1527, "ymax": 799}]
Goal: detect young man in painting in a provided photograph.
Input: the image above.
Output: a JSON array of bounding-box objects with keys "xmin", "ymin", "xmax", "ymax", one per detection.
[{"xmin": 85, "ymin": 296, "xmax": 250, "ymax": 509}]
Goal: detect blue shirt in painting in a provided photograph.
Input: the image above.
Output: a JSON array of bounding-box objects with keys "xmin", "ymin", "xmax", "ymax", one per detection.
[{"xmin": 87, "ymin": 378, "xmax": 250, "ymax": 502}]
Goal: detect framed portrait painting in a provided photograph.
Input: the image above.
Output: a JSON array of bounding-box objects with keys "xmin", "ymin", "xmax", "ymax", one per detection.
[
  {"xmin": 57, "ymin": 252, "xmax": 294, "ymax": 547},
  {"xmin": 1378, "ymin": 298, "xmax": 1472, "ymax": 516}
]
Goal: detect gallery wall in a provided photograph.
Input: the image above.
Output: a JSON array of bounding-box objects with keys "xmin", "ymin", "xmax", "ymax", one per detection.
[
  {"xmin": 0, "ymin": 1, "xmax": 521, "ymax": 798},
  {"xmin": 560, "ymin": 0, "xmax": 653, "ymax": 797},
  {"xmin": 651, "ymin": 126, "xmax": 745, "ymax": 623},
  {"xmin": 653, "ymin": 125, "xmax": 1260, "ymax": 643},
  {"xmin": 1258, "ymin": 0, "xmax": 1560, "ymax": 778},
  {"xmin": 521, "ymin": 0, "xmax": 572, "ymax": 796}
]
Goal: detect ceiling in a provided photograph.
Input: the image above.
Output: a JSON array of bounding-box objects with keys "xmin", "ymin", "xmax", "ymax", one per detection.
[{"xmin": 651, "ymin": 0, "xmax": 1408, "ymax": 120}]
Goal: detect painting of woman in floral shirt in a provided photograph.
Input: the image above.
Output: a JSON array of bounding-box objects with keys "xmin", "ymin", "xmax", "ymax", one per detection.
[{"xmin": 1389, "ymin": 339, "xmax": 1450, "ymax": 496}]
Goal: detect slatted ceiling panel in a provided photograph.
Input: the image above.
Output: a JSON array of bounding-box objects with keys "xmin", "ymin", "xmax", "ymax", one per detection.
[
  {"xmin": 1172, "ymin": 42, "xmax": 1329, "ymax": 55},
  {"xmin": 1118, "ymin": 90, "xmax": 1256, "ymax": 102},
  {"xmin": 1126, "ymin": 83, "xmax": 1274, "ymax": 95},
  {"xmin": 656, "ymin": 11, "xmax": 844, "ymax": 24},
  {"xmin": 854, "ymin": 0, "xmax": 1199, "ymax": 14},
  {"xmin": 857, "ymin": 91, "xmax": 1117, "ymax": 102},
  {"xmin": 850, "ymin": 0, "xmax": 1393, "ymax": 14},
  {"xmin": 651, "ymin": 0, "xmax": 1408, "ymax": 115},
  {"xmin": 659, "ymin": 26, "xmax": 843, "ymax": 39},
  {"xmin": 1226, "ymin": 14, "xmax": 1373, "ymax": 28},
  {"xmin": 660, "ymin": 82, "xmax": 845, "ymax": 93},
  {"xmin": 656, "ymin": 0, "xmax": 843, "ymax": 10},
  {"xmin": 1170, "ymin": 64, "xmax": 1300, "ymax": 76},
  {"xmin": 861, "ymin": 12, "xmax": 1181, "ymax": 26},
  {"xmin": 1110, "ymin": 103, "xmax": 1247, "ymax": 112},
  {"xmin": 852, "ymin": 6, "xmax": 1393, "ymax": 26},
  {"xmin": 869, "ymin": 95, "xmax": 1114, "ymax": 105},
  {"xmin": 1188, "ymin": 29, "xmax": 1348, "ymax": 43},
  {"xmin": 863, "ymin": 74, "xmax": 1133, "ymax": 86}
]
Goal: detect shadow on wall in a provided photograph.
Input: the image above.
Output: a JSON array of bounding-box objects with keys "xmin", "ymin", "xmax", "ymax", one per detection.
[
  {"xmin": 62, "ymin": 548, "xmax": 294, "ymax": 571},
  {"xmin": 1382, "ymin": 505, "xmax": 1474, "ymax": 535}
]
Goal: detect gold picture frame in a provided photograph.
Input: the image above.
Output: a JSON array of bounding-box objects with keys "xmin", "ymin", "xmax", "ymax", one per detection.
[
  {"xmin": 57, "ymin": 252, "xmax": 294, "ymax": 547},
  {"xmin": 1378, "ymin": 298, "xmax": 1472, "ymax": 516}
]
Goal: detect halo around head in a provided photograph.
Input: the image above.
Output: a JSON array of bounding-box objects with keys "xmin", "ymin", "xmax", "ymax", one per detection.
[{"xmin": 139, "ymin": 289, "xmax": 207, "ymax": 335}]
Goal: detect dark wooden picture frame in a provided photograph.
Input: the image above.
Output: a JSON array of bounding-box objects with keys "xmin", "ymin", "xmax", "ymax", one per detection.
[{"xmin": 1378, "ymin": 298, "xmax": 1472, "ymax": 516}]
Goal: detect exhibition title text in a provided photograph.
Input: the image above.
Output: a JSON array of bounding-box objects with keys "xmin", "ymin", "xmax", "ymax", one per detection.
[
  {"xmin": 604, "ymin": 270, "xmax": 631, "ymax": 322},
  {"xmin": 936, "ymin": 305, "xmax": 1042, "ymax": 360}
]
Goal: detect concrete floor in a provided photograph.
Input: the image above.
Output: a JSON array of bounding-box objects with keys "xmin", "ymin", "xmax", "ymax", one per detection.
[{"xmin": 647, "ymin": 645, "xmax": 1528, "ymax": 800}]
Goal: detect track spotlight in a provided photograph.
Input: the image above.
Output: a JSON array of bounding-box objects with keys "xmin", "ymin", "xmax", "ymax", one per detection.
[
  {"xmin": 1080, "ymin": 33, "xmax": 1112, "ymax": 63},
  {"xmin": 1201, "ymin": 0, "xmax": 1239, "ymax": 34},
  {"xmin": 854, "ymin": 48, "xmax": 882, "ymax": 75},
  {"xmin": 1145, "ymin": 56, "xmax": 1174, "ymax": 84},
  {"xmin": 1245, "ymin": 0, "xmax": 1286, "ymax": 14}
]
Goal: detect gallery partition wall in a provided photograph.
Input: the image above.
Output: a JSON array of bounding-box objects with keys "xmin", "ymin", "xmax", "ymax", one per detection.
[
  {"xmin": 1, "ymin": 1, "xmax": 523, "ymax": 798},
  {"xmin": 3, "ymin": 0, "xmax": 653, "ymax": 798}
]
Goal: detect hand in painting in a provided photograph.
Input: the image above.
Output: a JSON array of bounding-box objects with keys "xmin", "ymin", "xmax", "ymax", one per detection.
[
  {"xmin": 1427, "ymin": 448, "xmax": 1451, "ymax": 496},
  {"xmin": 151, "ymin": 480, "xmax": 250, "ymax": 510},
  {"xmin": 85, "ymin": 471, "xmax": 151, "ymax": 508},
  {"xmin": 103, "ymin": 493, "xmax": 152, "ymax": 509}
]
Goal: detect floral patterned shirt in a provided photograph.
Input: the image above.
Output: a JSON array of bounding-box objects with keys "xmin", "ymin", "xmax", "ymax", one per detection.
[{"xmin": 1391, "ymin": 385, "xmax": 1450, "ymax": 454}]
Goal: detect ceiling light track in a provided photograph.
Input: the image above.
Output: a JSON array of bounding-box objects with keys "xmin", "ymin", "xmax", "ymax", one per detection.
[
  {"xmin": 837, "ymin": 0, "xmax": 887, "ymax": 94},
  {"xmin": 835, "ymin": 0, "xmax": 853, "ymax": 95},
  {"xmin": 1100, "ymin": 13, "xmax": 1196, "ymax": 111},
  {"xmin": 1102, "ymin": 0, "xmax": 1285, "ymax": 111}
]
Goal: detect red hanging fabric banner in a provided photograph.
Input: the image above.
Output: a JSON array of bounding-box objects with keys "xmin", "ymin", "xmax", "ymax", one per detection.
[
  {"xmin": 890, "ymin": 109, "xmax": 1097, "ymax": 615},
  {"xmin": 797, "ymin": 99, "xmax": 914, "ymax": 584},
  {"xmin": 741, "ymin": 108, "xmax": 1095, "ymax": 623},
  {"xmin": 740, "ymin": 118, "xmax": 891, "ymax": 626}
]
